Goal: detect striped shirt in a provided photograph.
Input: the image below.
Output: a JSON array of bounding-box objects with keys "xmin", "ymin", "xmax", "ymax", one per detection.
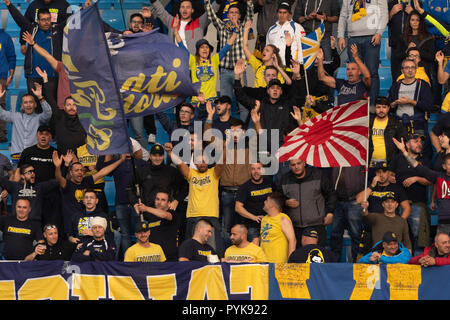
[{"xmin": 206, "ymin": 0, "xmax": 254, "ymax": 70}]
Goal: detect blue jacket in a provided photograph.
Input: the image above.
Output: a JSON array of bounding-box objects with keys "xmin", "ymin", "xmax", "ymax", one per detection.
[
  {"xmin": 359, "ymin": 240, "xmax": 411, "ymax": 264},
  {"xmin": 0, "ymin": 29, "xmax": 15, "ymax": 79}
]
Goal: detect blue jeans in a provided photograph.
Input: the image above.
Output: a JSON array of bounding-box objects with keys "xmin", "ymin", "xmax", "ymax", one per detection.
[
  {"xmin": 220, "ymin": 68, "xmax": 248, "ymax": 123},
  {"xmin": 130, "ymin": 116, "xmax": 147, "ymax": 149},
  {"xmin": 348, "ymin": 36, "xmax": 380, "ymax": 104},
  {"xmin": 330, "ymin": 201, "xmax": 363, "ymax": 262},
  {"xmin": 408, "ymin": 202, "xmax": 426, "ymax": 255},
  {"xmin": 116, "ymin": 204, "xmax": 138, "ymax": 256},
  {"xmin": 220, "ymin": 189, "xmax": 238, "ymax": 249}
]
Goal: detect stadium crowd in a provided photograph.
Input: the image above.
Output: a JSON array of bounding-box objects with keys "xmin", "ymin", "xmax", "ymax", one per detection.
[{"xmin": 0, "ymin": 0, "xmax": 448, "ymax": 267}]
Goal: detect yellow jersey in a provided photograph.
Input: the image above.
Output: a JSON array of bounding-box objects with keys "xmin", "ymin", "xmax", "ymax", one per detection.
[
  {"xmin": 124, "ymin": 242, "xmax": 166, "ymax": 262},
  {"xmin": 224, "ymin": 243, "xmax": 267, "ymax": 263},
  {"xmin": 186, "ymin": 167, "xmax": 220, "ymax": 218},
  {"xmin": 260, "ymin": 213, "xmax": 292, "ymax": 263}
]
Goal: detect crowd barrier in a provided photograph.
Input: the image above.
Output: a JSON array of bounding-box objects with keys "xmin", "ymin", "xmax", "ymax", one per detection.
[{"xmin": 0, "ymin": 261, "xmax": 447, "ymax": 300}]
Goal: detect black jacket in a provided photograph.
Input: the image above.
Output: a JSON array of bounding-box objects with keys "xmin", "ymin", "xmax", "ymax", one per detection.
[
  {"xmin": 35, "ymin": 239, "xmax": 76, "ymax": 261},
  {"xmin": 368, "ymin": 115, "xmax": 407, "ymax": 166},
  {"xmin": 128, "ymin": 162, "xmax": 188, "ymax": 207}
]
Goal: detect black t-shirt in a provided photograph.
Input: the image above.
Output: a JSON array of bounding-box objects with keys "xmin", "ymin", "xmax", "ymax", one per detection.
[
  {"xmin": 61, "ymin": 176, "xmax": 95, "ymax": 233},
  {"xmin": 144, "ymin": 209, "xmax": 178, "ymax": 261},
  {"xmin": 18, "ymin": 145, "xmax": 56, "ymax": 183},
  {"xmin": 288, "ymin": 244, "xmax": 337, "ymax": 263},
  {"xmin": 390, "ymin": 153, "xmax": 431, "ymax": 203},
  {"xmin": 368, "ymin": 183, "xmax": 409, "ymax": 214},
  {"xmin": 236, "ymin": 178, "xmax": 273, "ymax": 229},
  {"xmin": 0, "ymin": 216, "xmax": 43, "ymax": 260},
  {"xmin": 433, "ymin": 151, "xmax": 446, "ymax": 172},
  {"xmin": 178, "ymin": 238, "xmax": 217, "ymax": 262},
  {"xmin": 36, "ymin": 239, "xmax": 77, "ymax": 261}
]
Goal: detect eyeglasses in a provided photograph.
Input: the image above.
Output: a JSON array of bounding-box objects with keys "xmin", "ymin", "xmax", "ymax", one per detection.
[
  {"xmin": 24, "ymin": 169, "xmax": 35, "ymax": 175},
  {"xmin": 408, "ymin": 54, "xmax": 420, "ymax": 58}
]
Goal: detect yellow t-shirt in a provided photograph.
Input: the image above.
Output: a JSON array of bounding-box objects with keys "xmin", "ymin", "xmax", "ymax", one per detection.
[
  {"xmin": 224, "ymin": 243, "xmax": 267, "ymax": 263},
  {"xmin": 186, "ymin": 167, "xmax": 220, "ymax": 218},
  {"xmin": 76, "ymin": 144, "xmax": 104, "ymax": 184},
  {"xmin": 189, "ymin": 53, "xmax": 220, "ymax": 103},
  {"xmin": 371, "ymin": 117, "xmax": 389, "ymax": 162},
  {"xmin": 260, "ymin": 213, "xmax": 291, "ymax": 263},
  {"xmin": 247, "ymin": 55, "xmax": 285, "ymax": 88},
  {"xmin": 124, "ymin": 242, "xmax": 166, "ymax": 262}
]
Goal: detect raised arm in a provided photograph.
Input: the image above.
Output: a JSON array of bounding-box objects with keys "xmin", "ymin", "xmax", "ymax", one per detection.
[
  {"xmin": 205, "ymin": 0, "xmax": 225, "ymax": 31},
  {"xmin": 351, "ymin": 44, "xmax": 371, "ymax": 88},
  {"xmin": 52, "ymin": 150, "xmax": 67, "ymax": 189},
  {"xmin": 164, "ymin": 142, "xmax": 190, "ymax": 180},
  {"xmin": 317, "ymin": 49, "xmax": 336, "ymax": 88},
  {"xmin": 242, "ymin": 19, "xmax": 253, "ymax": 61},
  {"xmin": 150, "ymin": 0, "xmax": 175, "ymax": 29},
  {"xmin": 3, "ymin": 0, "xmax": 32, "ymax": 31},
  {"xmin": 91, "ymin": 154, "xmax": 126, "ymax": 182},
  {"xmin": 22, "ymin": 31, "xmax": 59, "ymax": 71}
]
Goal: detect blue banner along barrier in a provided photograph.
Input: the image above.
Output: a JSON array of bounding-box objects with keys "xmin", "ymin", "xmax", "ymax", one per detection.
[{"xmin": 0, "ymin": 261, "xmax": 448, "ymax": 300}]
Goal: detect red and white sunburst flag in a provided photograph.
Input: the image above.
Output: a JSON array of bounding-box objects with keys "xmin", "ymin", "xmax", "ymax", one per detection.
[{"xmin": 276, "ymin": 100, "xmax": 369, "ymax": 167}]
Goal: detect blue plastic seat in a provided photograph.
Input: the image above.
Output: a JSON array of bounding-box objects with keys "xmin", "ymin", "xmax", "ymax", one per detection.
[
  {"xmin": 12, "ymin": 37, "xmax": 24, "ymax": 66},
  {"xmin": 5, "ymin": 9, "xmax": 25, "ymax": 37},
  {"xmin": 100, "ymin": 9, "xmax": 125, "ymax": 31}
]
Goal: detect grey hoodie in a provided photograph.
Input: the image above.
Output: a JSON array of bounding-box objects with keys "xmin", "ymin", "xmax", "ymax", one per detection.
[{"xmin": 337, "ymin": 0, "xmax": 388, "ymax": 38}]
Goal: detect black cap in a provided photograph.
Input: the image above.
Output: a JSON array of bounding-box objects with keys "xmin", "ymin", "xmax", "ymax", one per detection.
[
  {"xmin": 373, "ymin": 162, "xmax": 390, "ymax": 172},
  {"xmin": 382, "ymin": 232, "xmax": 398, "ymax": 243},
  {"xmin": 278, "ymin": 1, "xmax": 291, "ymax": 12},
  {"xmin": 381, "ymin": 192, "xmax": 397, "ymax": 202},
  {"xmin": 302, "ymin": 227, "xmax": 319, "ymax": 239},
  {"xmin": 406, "ymin": 133, "xmax": 425, "ymax": 142},
  {"xmin": 37, "ymin": 125, "xmax": 52, "ymax": 134},
  {"xmin": 214, "ymin": 95, "xmax": 232, "ymax": 105},
  {"xmin": 150, "ymin": 144, "xmax": 164, "ymax": 155},
  {"xmin": 267, "ymin": 79, "xmax": 283, "ymax": 88},
  {"xmin": 135, "ymin": 221, "xmax": 150, "ymax": 233},
  {"xmin": 195, "ymin": 39, "xmax": 213, "ymax": 53}
]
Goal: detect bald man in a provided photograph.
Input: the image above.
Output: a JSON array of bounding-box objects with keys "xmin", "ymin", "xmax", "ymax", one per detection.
[{"xmin": 223, "ymin": 224, "xmax": 267, "ymax": 263}]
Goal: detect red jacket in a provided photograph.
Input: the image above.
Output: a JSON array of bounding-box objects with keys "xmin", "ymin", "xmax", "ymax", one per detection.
[{"xmin": 409, "ymin": 246, "xmax": 450, "ymax": 266}]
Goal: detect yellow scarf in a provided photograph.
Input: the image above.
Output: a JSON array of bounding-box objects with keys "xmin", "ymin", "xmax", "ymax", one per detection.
[{"xmin": 352, "ymin": 0, "xmax": 367, "ymax": 22}]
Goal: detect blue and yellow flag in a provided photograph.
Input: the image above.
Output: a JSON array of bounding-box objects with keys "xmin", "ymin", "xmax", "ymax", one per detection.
[
  {"xmin": 106, "ymin": 29, "xmax": 200, "ymax": 118},
  {"xmin": 301, "ymin": 22, "xmax": 325, "ymax": 70},
  {"xmin": 62, "ymin": 5, "xmax": 130, "ymax": 155}
]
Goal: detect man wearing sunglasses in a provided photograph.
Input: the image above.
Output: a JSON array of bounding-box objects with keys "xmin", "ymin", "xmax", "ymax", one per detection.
[{"xmin": 25, "ymin": 224, "xmax": 76, "ymax": 261}]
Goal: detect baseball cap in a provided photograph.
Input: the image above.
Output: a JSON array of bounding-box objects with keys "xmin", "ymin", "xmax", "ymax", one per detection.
[
  {"xmin": 406, "ymin": 133, "xmax": 425, "ymax": 142},
  {"xmin": 381, "ymin": 192, "xmax": 397, "ymax": 203},
  {"xmin": 195, "ymin": 39, "xmax": 213, "ymax": 53},
  {"xmin": 135, "ymin": 221, "xmax": 150, "ymax": 233},
  {"xmin": 214, "ymin": 95, "xmax": 232, "ymax": 105},
  {"xmin": 150, "ymin": 144, "xmax": 164, "ymax": 155},
  {"xmin": 267, "ymin": 79, "xmax": 283, "ymax": 88},
  {"xmin": 278, "ymin": 1, "xmax": 291, "ymax": 12},
  {"xmin": 302, "ymin": 227, "xmax": 319, "ymax": 239},
  {"xmin": 382, "ymin": 232, "xmax": 398, "ymax": 243},
  {"xmin": 37, "ymin": 125, "xmax": 52, "ymax": 134}
]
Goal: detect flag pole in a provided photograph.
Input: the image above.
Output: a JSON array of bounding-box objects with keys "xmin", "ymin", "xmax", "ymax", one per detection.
[
  {"xmin": 303, "ymin": 64, "xmax": 310, "ymax": 97},
  {"xmin": 363, "ymin": 98, "xmax": 370, "ymax": 202}
]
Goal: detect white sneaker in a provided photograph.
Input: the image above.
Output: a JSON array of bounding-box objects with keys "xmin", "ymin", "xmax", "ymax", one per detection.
[{"xmin": 148, "ymin": 134, "xmax": 156, "ymax": 144}]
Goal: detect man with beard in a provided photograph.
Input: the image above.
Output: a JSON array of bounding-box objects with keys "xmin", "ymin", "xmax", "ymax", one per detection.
[
  {"xmin": 53, "ymin": 151, "xmax": 126, "ymax": 237},
  {"xmin": 168, "ymin": 146, "xmax": 225, "ymax": 257},
  {"xmin": 223, "ymin": 224, "xmax": 267, "ymax": 262},
  {"xmin": 0, "ymin": 163, "xmax": 59, "ymax": 223},
  {"xmin": 278, "ymin": 158, "xmax": 337, "ymax": 247},
  {"xmin": 368, "ymin": 96, "xmax": 407, "ymax": 172},
  {"xmin": 235, "ymin": 162, "xmax": 273, "ymax": 244},
  {"xmin": 390, "ymin": 134, "xmax": 432, "ymax": 253},
  {"xmin": 128, "ymin": 144, "xmax": 187, "ymax": 219},
  {"xmin": 124, "ymin": 221, "xmax": 166, "ymax": 262}
]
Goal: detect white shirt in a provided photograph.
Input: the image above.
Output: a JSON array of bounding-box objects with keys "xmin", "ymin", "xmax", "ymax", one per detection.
[
  {"xmin": 178, "ymin": 20, "xmax": 188, "ymax": 49},
  {"xmin": 266, "ymin": 20, "xmax": 305, "ymax": 65}
]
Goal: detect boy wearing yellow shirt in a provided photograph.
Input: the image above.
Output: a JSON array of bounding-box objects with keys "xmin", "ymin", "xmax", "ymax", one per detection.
[{"xmin": 124, "ymin": 222, "xmax": 166, "ymax": 262}]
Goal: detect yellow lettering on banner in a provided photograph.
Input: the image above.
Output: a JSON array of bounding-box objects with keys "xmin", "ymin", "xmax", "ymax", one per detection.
[
  {"xmin": 87, "ymin": 124, "xmax": 112, "ymax": 151},
  {"xmin": 107, "ymin": 276, "xmax": 145, "ymax": 300},
  {"xmin": 72, "ymin": 81, "xmax": 116, "ymax": 120},
  {"xmin": 147, "ymin": 274, "xmax": 177, "ymax": 300},
  {"xmin": 18, "ymin": 276, "xmax": 68, "ymax": 300},
  {"xmin": 122, "ymin": 93, "xmax": 176, "ymax": 115},
  {"xmin": 350, "ymin": 264, "xmax": 380, "ymax": 300},
  {"xmin": 274, "ymin": 263, "xmax": 311, "ymax": 299},
  {"xmin": 386, "ymin": 264, "xmax": 421, "ymax": 300},
  {"xmin": 186, "ymin": 266, "xmax": 228, "ymax": 300},
  {"xmin": 0, "ymin": 281, "xmax": 15, "ymax": 300},
  {"xmin": 71, "ymin": 274, "xmax": 106, "ymax": 300},
  {"xmin": 230, "ymin": 264, "xmax": 269, "ymax": 300}
]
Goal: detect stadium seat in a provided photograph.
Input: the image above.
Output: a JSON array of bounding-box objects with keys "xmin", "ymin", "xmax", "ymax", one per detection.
[
  {"xmin": 5, "ymin": 9, "xmax": 25, "ymax": 37},
  {"xmin": 104, "ymin": 180, "xmax": 116, "ymax": 206},
  {"xmin": 100, "ymin": 9, "xmax": 125, "ymax": 31},
  {"xmin": 12, "ymin": 37, "xmax": 24, "ymax": 66},
  {"xmin": 379, "ymin": 67, "xmax": 392, "ymax": 91}
]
